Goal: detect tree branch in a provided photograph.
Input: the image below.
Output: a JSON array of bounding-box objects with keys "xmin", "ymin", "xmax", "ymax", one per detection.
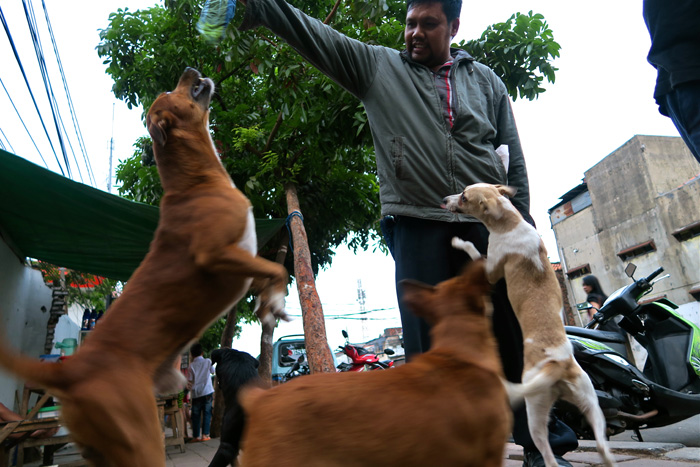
[
  {"xmin": 213, "ymin": 92, "xmax": 228, "ymax": 111},
  {"xmin": 324, "ymin": 0, "xmax": 343, "ymax": 24},
  {"xmin": 245, "ymin": 143, "xmax": 263, "ymax": 157},
  {"xmin": 264, "ymin": 111, "xmax": 285, "ymax": 153},
  {"xmin": 289, "ymin": 146, "xmax": 307, "ymax": 167}
]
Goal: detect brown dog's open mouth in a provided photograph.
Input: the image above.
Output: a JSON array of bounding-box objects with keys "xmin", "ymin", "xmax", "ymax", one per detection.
[
  {"xmin": 192, "ymin": 78, "xmax": 212, "ymax": 100},
  {"xmin": 178, "ymin": 67, "xmax": 214, "ymax": 106}
]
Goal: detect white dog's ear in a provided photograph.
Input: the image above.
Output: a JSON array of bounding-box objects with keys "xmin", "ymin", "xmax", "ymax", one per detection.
[
  {"xmin": 482, "ymin": 196, "xmax": 503, "ymax": 220},
  {"xmin": 495, "ymin": 185, "xmax": 517, "ymax": 198},
  {"xmin": 478, "ymin": 194, "xmax": 491, "ymax": 215}
]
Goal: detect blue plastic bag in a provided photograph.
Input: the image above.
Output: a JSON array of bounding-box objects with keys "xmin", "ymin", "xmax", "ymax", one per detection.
[{"xmin": 197, "ymin": 0, "xmax": 236, "ymax": 44}]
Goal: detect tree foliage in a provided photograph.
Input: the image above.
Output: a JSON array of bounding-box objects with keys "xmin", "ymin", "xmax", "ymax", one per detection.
[
  {"xmin": 459, "ymin": 11, "xmax": 560, "ymax": 101},
  {"xmin": 96, "ymin": 0, "xmax": 560, "ymax": 334},
  {"xmin": 32, "ymin": 260, "xmax": 119, "ymax": 311}
]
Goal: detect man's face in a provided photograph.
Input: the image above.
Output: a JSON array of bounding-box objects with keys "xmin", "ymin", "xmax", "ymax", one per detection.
[{"xmin": 405, "ymin": 2, "xmax": 460, "ymax": 70}]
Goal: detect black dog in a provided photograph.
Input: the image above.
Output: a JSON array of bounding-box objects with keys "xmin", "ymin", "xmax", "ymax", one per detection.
[{"xmin": 209, "ymin": 348, "xmax": 260, "ymax": 467}]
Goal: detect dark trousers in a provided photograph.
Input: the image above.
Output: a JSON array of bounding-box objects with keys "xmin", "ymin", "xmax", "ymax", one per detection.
[
  {"xmin": 383, "ymin": 215, "xmax": 578, "ymax": 455},
  {"xmin": 658, "ymin": 80, "xmax": 700, "ymax": 164},
  {"xmin": 191, "ymin": 393, "xmax": 213, "ymax": 438}
]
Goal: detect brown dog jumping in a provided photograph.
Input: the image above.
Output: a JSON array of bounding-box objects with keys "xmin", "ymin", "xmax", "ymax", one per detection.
[
  {"xmin": 238, "ymin": 259, "xmax": 511, "ymax": 467},
  {"xmin": 0, "ymin": 68, "xmax": 287, "ymax": 466}
]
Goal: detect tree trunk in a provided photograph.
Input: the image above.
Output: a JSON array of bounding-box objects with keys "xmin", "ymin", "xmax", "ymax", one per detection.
[
  {"xmin": 258, "ymin": 232, "xmax": 289, "ymax": 382},
  {"xmin": 258, "ymin": 316, "xmax": 276, "ymax": 382},
  {"xmin": 258, "ymin": 231, "xmax": 289, "ymax": 382},
  {"xmin": 210, "ymin": 304, "xmax": 239, "ymax": 438},
  {"xmin": 284, "ymin": 183, "xmax": 335, "ymax": 374},
  {"xmin": 221, "ymin": 304, "xmax": 239, "ymax": 348}
]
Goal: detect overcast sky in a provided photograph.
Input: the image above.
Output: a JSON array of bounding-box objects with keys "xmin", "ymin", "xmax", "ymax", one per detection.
[{"xmin": 0, "ymin": 1, "xmax": 681, "ymax": 356}]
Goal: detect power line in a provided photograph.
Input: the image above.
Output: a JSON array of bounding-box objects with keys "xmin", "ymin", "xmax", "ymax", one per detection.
[
  {"xmin": 40, "ymin": 0, "xmax": 95, "ymax": 186},
  {"xmin": 0, "ymin": 76, "xmax": 46, "ymax": 164},
  {"xmin": 0, "ymin": 5, "xmax": 64, "ymax": 175},
  {"xmin": 284, "ymin": 306, "xmax": 399, "ymax": 319},
  {"xmin": 22, "ymin": 0, "xmax": 73, "ymax": 179}
]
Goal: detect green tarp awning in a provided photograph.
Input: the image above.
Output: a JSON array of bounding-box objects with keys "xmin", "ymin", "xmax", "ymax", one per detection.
[{"xmin": 0, "ymin": 149, "xmax": 285, "ymax": 282}]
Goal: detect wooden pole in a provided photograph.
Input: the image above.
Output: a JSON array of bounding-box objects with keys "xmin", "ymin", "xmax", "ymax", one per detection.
[{"xmin": 284, "ymin": 183, "xmax": 335, "ymax": 374}]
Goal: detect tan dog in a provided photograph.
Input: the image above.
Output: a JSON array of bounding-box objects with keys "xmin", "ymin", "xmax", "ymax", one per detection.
[
  {"xmin": 443, "ymin": 183, "xmax": 616, "ymax": 467},
  {"xmin": 238, "ymin": 259, "xmax": 511, "ymax": 467},
  {"xmin": 0, "ymin": 68, "xmax": 287, "ymax": 466}
]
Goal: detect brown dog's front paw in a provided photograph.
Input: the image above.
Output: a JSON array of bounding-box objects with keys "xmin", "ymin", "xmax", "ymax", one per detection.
[{"xmin": 254, "ymin": 292, "xmax": 288, "ymax": 327}]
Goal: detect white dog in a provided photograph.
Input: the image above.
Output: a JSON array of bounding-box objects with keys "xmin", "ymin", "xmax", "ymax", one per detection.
[{"xmin": 443, "ymin": 183, "xmax": 616, "ymax": 467}]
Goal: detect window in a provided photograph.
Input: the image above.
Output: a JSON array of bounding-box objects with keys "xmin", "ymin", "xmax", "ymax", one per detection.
[
  {"xmin": 672, "ymin": 221, "xmax": 700, "ymax": 242},
  {"xmin": 278, "ymin": 342, "xmax": 306, "ymax": 367},
  {"xmin": 617, "ymin": 240, "xmax": 656, "ymax": 261},
  {"xmin": 566, "ymin": 264, "xmax": 590, "ymax": 279}
]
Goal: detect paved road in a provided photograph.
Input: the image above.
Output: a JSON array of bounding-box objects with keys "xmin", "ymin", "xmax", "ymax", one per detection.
[{"xmin": 611, "ymin": 413, "xmax": 700, "ymax": 447}]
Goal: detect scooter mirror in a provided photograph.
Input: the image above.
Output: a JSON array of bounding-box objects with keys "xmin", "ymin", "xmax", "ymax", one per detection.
[
  {"xmin": 625, "ymin": 263, "xmax": 637, "ymax": 279},
  {"xmin": 342, "ymin": 330, "xmax": 349, "ymax": 339}
]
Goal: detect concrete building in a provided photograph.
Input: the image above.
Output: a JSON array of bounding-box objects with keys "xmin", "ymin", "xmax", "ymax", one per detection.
[
  {"xmin": 0, "ymin": 239, "xmax": 54, "ymax": 405},
  {"xmin": 550, "ymin": 135, "xmax": 700, "ymax": 326}
]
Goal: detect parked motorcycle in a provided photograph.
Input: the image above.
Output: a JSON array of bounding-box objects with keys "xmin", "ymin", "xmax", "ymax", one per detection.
[
  {"xmin": 336, "ymin": 330, "xmax": 395, "ymax": 372},
  {"xmin": 558, "ymin": 263, "xmax": 700, "ymax": 441},
  {"xmin": 282, "ymin": 354, "xmax": 310, "ymax": 382}
]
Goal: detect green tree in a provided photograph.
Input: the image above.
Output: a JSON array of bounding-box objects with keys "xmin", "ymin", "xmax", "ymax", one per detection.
[
  {"xmin": 32, "ymin": 260, "xmax": 119, "ymax": 311},
  {"xmin": 97, "ymin": 0, "xmax": 559, "ymax": 343}
]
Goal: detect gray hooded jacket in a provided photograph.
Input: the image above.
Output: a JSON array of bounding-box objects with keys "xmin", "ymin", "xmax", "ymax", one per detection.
[{"xmin": 240, "ymin": 0, "xmax": 531, "ymax": 222}]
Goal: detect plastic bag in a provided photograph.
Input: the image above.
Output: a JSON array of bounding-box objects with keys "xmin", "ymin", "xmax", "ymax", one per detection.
[
  {"xmin": 495, "ymin": 144, "xmax": 509, "ymax": 175},
  {"xmin": 197, "ymin": 0, "xmax": 236, "ymax": 45}
]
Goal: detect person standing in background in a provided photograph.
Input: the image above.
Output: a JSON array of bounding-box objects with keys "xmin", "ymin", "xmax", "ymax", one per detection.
[
  {"xmin": 643, "ymin": 0, "xmax": 700, "ymax": 164},
  {"xmin": 187, "ymin": 342, "xmax": 215, "ymax": 442},
  {"xmin": 582, "ymin": 275, "xmax": 608, "ymax": 321}
]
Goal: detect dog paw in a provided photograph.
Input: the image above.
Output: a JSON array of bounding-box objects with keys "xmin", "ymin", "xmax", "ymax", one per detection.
[
  {"xmin": 452, "ymin": 237, "xmax": 482, "ymax": 260},
  {"xmin": 268, "ymin": 291, "xmax": 288, "ymax": 321},
  {"xmin": 154, "ymin": 368, "xmax": 187, "ymax": 395},
  {"xmin": 451, "ymin": 236, "xmax": 466, "ymax": 250},
  {"xmin": 254, "ymin": 292, "xmax": 289, "ymax": 326}
]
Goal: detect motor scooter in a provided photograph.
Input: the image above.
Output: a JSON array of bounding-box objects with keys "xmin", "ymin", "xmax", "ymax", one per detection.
[
  {"xmin": 336, "ymin": 330, "xmax": 395, "ymax": 372},
  {"xmin": 281, "ymin": 354, "xmax": 310, "ymax": 382},
  {"xmin": 557, "ymin": 263, "xmax": 700, "ymax": 440}
]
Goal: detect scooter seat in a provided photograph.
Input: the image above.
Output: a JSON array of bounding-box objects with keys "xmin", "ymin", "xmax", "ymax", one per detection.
[{"xmin": 565, "ymin": 326, "xmax": 627, "ymax": 344}]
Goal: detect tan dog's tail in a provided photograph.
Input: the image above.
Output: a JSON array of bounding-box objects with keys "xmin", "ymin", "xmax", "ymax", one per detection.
[
  {"xmin": 0, "ymin": 340, "xmax": 73, "ymax": 398},
  {"xmin": 504, "ymin": 361, "xmax": 567, "ymax": 408}
]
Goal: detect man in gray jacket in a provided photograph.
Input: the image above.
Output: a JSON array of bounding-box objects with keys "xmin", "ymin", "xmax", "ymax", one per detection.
[{"xmin": 239, "ymin": 1, "xmax": 577, "ymax": 465}]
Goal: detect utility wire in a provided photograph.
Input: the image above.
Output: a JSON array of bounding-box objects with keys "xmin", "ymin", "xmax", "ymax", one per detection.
[
  {"xmin": 22, "ymin": 0, "xmax": 74, "ymax": 179},
  {"xmin": 0, "ymin": 5, "xmax": 63, "ymax": 175},
  {"xmin": 0, "ymin": 78, "xmax": 49, "ymax": 159},
  {"xmin": 285, "ymin": 306, "xmax": 399, "ymax": 319},
  {"xmin": 41, "ymin": 0, "xmax": 94, "ymax": 185}
]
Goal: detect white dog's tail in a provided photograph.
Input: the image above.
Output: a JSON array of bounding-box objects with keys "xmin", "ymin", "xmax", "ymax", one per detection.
[{"xmin": 503, "ymin": 361, "xmax": 567, "ymax": 407}]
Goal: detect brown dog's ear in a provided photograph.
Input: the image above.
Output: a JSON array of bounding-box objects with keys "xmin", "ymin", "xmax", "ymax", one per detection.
[
  {"xmin": 399, "ymin": 279, "xmax": 435, "ymax": 317},
  {"xmin": 147, "ymin": 111, "xmax": 173, "ymax": 147},
  {"xmin": 461, "ymin": 259, "xmax": 491, "ymax": 295},
  {"xmin": 494, "ymin": 185, "xmax": 517, "ymax": 198}
]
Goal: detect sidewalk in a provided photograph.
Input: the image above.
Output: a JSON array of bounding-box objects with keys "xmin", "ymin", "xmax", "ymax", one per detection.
[
  {"xmin": 164, "ymin": 439, "xmax": 700, "ymax": 467},
  {"xmin": 27, "ymin": 437, "xmax": 700, "ymax": 466}
]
